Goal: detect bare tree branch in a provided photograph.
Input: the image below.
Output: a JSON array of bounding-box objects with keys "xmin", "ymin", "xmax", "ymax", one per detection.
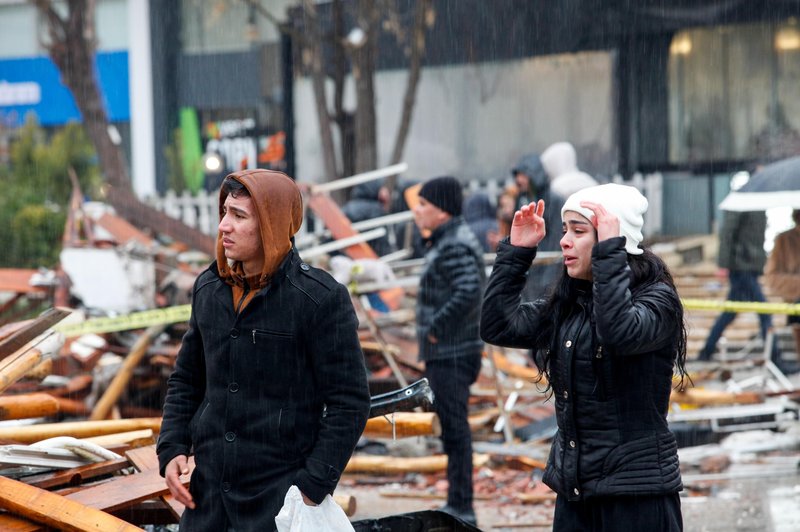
[
  {"xmin": 389, "ymin": 0, "xmax": 432, "ymax": 182},
  {"xmin": 303, "ymin": 0, "xmax": 339, "ymax": 181}
]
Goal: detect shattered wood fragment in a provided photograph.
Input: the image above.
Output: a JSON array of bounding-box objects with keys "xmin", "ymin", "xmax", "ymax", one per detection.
[
  {"xmin": 82, "ymin": 429, "xmax": 155, "ymax": 449},
  {"xmin": 22, "ymin": 457, "xmax": 130, "ymax": 490},
  {"xmin": 63, "ymin": 467, "xmax": 175, "ymax": 513},
  {"xmin": 345, "ymin": 453, "xmax": 490, "ymax": 474},
  {"xmin": 89, "ymin": 324, "xmax": 166, "ymax": 421},
  {"xmin": 484, "ymin": 349, "xmax": 544, "ymax": 384},
  {"xmin": 0, "ymin": 418, "xmax": 162, "ymax": 444},
  {"xmin": 0, "ymin": 475, "xmax": 142, "ymax": 531},
  {"xmin": 363, "ymin": 412, "xmax": 441, "ymax": 438},
  {"xmin": 125, "ymin": 445, "xmax": 189, "ymax": 520},
  {"xmin": 0, "ymin": 393, "xmax": 60, "ymax": 421},
  {"xmin": 0, "ymin": 308, "xmax": 70, "ymax": 361},
  {"xmin": 670, "ymin": 388, "xmax": 762, "ymax": 406}
]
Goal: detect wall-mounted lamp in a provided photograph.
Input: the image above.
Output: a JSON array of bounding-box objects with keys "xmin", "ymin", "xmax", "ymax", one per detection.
[
  {"xmin": 775, "ymin": 19, "xmax": 800, "ymax": 52},
  {"xmin": 670, "ymin": 33, "xmax": 693, "ymax": 56}
]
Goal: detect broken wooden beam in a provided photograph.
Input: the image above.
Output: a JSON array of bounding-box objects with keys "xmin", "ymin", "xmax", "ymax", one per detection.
[
  {"xmin": 0, "ymin": 393, "xmax": 60, "ymax": 421},
  {"xmin": 363, "ymin": 412, "xmax": 441, "ymax": 438},
  {"xmin": 90, "ymin": 324, "xmax": 166, "ymax": 421},
  {"xmin": 345, "ymin": 453, "xmax": 490, "ymax": 474},
  {"xmin": 0, "ymin": 418, "xmax": 161, "ymax": 444},
  {"xmin": 0, "ymin": 308, "xmax": 71, "ymax": 361},
  {"xmin": 670, "ymin": 387, "xmax": 763, "ymax": 406},
  {"xmin": 0, "ymin": 475, "xmax": 143, "ymax": 532}
]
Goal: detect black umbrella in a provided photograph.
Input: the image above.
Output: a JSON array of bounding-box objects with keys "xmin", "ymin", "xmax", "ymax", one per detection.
[{"xmin": 720, "ymin": 155, "xmax": 800, "ymax": 211}]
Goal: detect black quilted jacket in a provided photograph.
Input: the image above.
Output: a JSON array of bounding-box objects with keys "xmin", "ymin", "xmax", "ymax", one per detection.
[
  {"xmin": 416, "ymin": 217, "xmax": 486, "ymax": 361},
  {"xmin": 481, "ymin": 237, "xmax": 682, "ymax": 501}
]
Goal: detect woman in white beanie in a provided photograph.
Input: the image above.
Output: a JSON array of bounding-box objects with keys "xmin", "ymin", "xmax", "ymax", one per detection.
[{"xmin": 481, "ymin": 183, "xmax": 687, "ymax": 531}]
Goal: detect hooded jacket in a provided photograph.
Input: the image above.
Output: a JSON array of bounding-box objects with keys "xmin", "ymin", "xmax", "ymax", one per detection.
[
  {"xmin": 464, "ymin": 192, "xmax": 499, "ymax": 252},
  {"xmin": 540, "ymin": 142, "xmax": 599, "ymax": 199},
  {"xmin": 158, "ymin": 169, "xmax": 370, "ymax": 531}
]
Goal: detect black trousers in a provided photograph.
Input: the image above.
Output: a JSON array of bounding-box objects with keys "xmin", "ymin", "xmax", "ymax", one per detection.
[
  {"xmin": 424, "ymin": 353, "xmax": 482, "ymax": 511},
  {"xmin": 554, "ymin": 493, "xmax": 683, "ymax": 532}
]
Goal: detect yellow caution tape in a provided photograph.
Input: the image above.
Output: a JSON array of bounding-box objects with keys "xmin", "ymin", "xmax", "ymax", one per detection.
[
  {"xmin": 44, "ymin": 298, "xmax": 800, "ymax": 338},
  {"xmin": 54, "ymin": 305, "xmax": 192, "ymax": 337},
  {"xmin": 681, "ymin": 298, "xmax": 800, "ymax": 315}
]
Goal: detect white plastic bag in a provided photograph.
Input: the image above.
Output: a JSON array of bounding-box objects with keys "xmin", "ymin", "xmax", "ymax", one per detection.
[{"xmin": 275, "ymin": 485, "xmax": 355, "ymax": 532}]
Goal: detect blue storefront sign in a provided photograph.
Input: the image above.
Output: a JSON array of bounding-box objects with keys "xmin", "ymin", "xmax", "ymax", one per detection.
[{"xmin": 0, "ymin": 50, "xmax": 129, "ymax": 127}]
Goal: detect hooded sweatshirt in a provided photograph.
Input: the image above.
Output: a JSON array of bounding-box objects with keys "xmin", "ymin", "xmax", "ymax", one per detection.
[
  {"xmin": 540, "ymin": 142, "xmax": 599, "ymax": 198},
  {"xmin": 216, "ymin": 169, "xmax": 304, "ymax": 311}
]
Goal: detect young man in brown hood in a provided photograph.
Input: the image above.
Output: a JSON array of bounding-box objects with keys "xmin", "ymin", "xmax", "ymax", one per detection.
[{"xmin": 157, "ymin": 169, "xmax": 370, "ymax": 531}]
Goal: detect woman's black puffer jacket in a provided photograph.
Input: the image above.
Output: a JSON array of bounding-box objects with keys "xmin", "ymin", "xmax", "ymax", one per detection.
[{"xmin": 481, "ymin": 237, "xmax": 682, "ymax": 501}]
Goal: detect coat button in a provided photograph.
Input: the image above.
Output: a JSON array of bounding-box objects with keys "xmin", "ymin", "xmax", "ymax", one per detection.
[
  {"xmin": 573, "ymin": 488, "xmax": 580, "ymax": 496},
  {"xmin": 222, "ymin": 482, "xmax": 231, "ymax": 492},
  {"xmin": 563, "ymin": 391, "xmax": 569, "ymax": 399},
  {"xmin": 230, "ymin": 328, "xmax": 239, "ymax": 338},
  {"xmin": 225, "ymin": 431, "xmax": 236, "ymax": 442},
  {"xmin": 300, "ymin": 263, "xmax": 310, "ymax": 271},
  {"xmin": 229, "ymin": 382, "xmax": 239, "ymax": 393},
  {"xmin": 565, "ymin": 340, "xmax": 572, "ymax": 348},
  {"xmin": 569, "ymin": 440, "xmax": 576, "ymax": 448}
]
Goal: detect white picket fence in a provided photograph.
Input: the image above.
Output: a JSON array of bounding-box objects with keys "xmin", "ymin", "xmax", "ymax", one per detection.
[{"xmin": 149, "ymin": 173, "xmax": 664, "ymax": 239}]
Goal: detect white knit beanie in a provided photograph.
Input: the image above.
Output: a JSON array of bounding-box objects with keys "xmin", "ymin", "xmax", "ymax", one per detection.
[{"xmin": 561, "ymin": 183, "xmax": 648, "ymax": 255}]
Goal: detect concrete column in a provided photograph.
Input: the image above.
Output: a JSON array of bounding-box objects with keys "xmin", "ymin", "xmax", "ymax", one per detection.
[{"xmin": 128, "ymin": 0, "xmax": 156, "ymax": 198}]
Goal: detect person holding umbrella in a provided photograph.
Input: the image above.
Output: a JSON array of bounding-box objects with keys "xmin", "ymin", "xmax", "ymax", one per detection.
[{"xmin": 764, "ymin": 209, "xmax": 800, "ymax": 358}]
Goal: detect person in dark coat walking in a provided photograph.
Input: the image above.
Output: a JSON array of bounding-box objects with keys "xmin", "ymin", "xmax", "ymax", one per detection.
[
  {"xmin": 413, "ymin": 176, "xmax": 486, "ymax": 527},
  {"xmin": 157, "ymin": 169, "xmax": 370, "ymax": 531},
  {"xmin": 698, "ymin": 210, "xmax": 781, "ymax": 365},
  {"xmin": 481, "ymin": 183, "xmax": 687, "ymax": 531}
]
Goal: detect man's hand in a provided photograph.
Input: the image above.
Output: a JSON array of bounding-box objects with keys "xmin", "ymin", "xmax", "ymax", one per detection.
[
  {"xmin": 510, "ymin": 200, "xmax": 546, "ymax": 248},
  {"xmin": 165, "ymin": 455, "xmax": 196, "ymax": 510},
  {"xmin": 301, "ymin": 492, "xmax": 318, "ymax": 506}
]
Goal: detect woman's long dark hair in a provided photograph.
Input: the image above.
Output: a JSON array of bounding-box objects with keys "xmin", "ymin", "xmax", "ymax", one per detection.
[{"xmin": 530, "ymin": 246, "xmax": 689, "ymax": 390}]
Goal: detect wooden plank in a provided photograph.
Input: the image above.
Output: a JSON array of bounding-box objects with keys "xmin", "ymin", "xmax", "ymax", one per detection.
[
  {"xmin": 0, "ymin": 418, "xmax": 162, "ymax": 444},
  {"xmin": 0, "ymin": 393, "xmax": 60, "ymax": 421},
  {"xmin": 90, "ymin": 325, "xmax": 166, "ymax": 420},
  {"xmin": 363, "ymin": 412, "xmax": 441, "ymax": 438},
  {"xmin": 0, "ymin": 270, "xmax": 48, "ymax": 296},
  {"xmin": 64, "ymin": 467, "xmax": 173, "ymax": 514},
  {"xmin": 0, "ymin": 475, "xmax": 143, "ymax": 532},
  {"xmin": 0, "ymin": 308, "xmax": 71, "ymax": 361},
  {"xmin": 124, "ymin": 445, "xmax": 188, "ymax": 521},
  {"xmin": 345, "ymin": 453, "xmax": 490, "ymax": 475},
  {"xmin": 23, "ymin": 457, "xmax": 130, "ymax": 490}
]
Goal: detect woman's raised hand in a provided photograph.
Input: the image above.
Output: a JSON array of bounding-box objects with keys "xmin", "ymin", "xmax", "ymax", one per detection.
[
  {"xmin": 580, "ymin": 200, "xmax": 620, "ymax": 242},
  {"xmin": 510, "ymin": 199, "xmax": 546, "ymax": 248}
]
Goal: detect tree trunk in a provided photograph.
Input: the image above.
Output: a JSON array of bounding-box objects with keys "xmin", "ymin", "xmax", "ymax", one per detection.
[
  {"xmin": 303, "ymin": 0, "xmax": 340, "ymax": 182},
  {"xmin": 388, "ymin": 0, "xmax": 432, "ymax": 192},
  {"xmin": 353, "ymin": 0, "xmax": 378, "ymax": 173},
  {"xmin": 31, "ymin": 0, "xmax": 215, "ymax": 255}
]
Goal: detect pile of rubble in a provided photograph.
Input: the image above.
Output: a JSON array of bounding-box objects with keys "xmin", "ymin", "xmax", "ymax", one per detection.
[{"xmin": 0, "ymin": 167, "xmax": 798, "ymax": 530}]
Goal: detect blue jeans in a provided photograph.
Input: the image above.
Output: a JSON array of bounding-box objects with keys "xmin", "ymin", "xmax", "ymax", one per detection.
[{"xmin": 699, "ymin": 271, "xmax": 775, "ymax": 360}]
